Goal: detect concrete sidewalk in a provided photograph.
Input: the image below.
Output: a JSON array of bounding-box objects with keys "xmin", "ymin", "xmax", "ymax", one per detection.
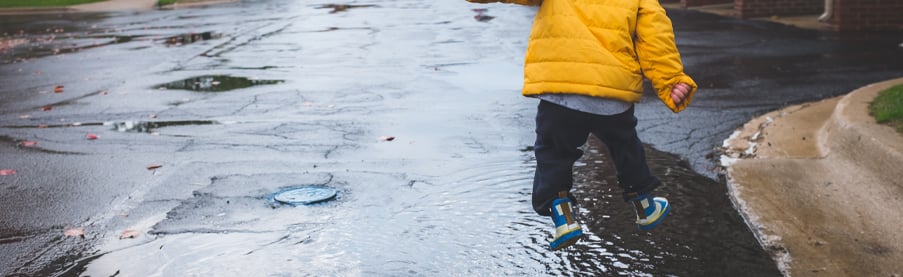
[
  {"xmin": 0, "ymin": 0, "xmax": 154, "ymax": 14},
  {"xmin": 722, "ymin": 77, "xmax": 903, "ymax": 276},
  {"xmin": 70, "ymin": 0, "xmax": 157, "ymax": 12}
]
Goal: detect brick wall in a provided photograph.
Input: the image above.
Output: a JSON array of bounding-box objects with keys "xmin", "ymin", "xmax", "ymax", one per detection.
[
  {"xmin": 734, "ymin": 0, "xmax": 823, "ymax": 18},
  {"xmin": 831, "ymin": 0, "xmax": 903, "ymax": 31},
  {"xmin": 681, "ymin": 0, "xmax": 732, "ymax": 8}
]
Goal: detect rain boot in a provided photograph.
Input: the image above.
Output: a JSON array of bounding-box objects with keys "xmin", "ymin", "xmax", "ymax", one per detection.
[
  {"xmin": 550, "ymin": 191, "xmax": 583, "ymax": 250},
  {"xmin": 630, "ymin": 193, "xmax": 670, "ymax": 231}
]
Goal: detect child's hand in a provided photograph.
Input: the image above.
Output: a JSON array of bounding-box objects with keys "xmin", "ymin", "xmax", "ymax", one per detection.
[{"xmin": 670, "ymin": 83, "xmax": 691, "ymax": 106}]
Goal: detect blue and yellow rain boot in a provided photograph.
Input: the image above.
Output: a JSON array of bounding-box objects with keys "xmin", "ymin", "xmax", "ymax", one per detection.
[
  {"xmin": 630, "ymin": 193, "xmax": 670, "ymax": 231},
  {"xmin": 550, "ymin": 191, "xmax": 583, "ymax": 250}
]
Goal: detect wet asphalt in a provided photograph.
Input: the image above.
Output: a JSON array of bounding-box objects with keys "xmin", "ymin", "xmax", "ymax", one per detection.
[{"xmin": 1, "ymin": 0, "xmax": 902, "ymax": 276}]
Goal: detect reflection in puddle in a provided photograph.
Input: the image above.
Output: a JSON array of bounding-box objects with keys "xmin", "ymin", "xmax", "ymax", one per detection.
[
  {"xmin": 156, "ymin": 75, "xmax": 283, "ymax": 92},
  {"xmin": 107, "ymin": 120, "xmax": 219, "ymax": 133},
  {"xmin": 161, "ymin": 32, "xmax": 221, "ymax": 46}
]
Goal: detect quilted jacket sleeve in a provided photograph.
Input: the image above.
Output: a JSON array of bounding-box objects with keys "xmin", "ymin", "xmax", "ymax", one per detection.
[
  {"xmin": 635, "ymin": 0, "xmax": 697, "ymax": 113},
  {"xmin": 465, "ymin": 0, "xmax": 541, "ymax": 6}
]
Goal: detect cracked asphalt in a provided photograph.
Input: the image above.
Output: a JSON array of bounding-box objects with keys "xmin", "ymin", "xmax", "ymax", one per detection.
[{"xmin": 1, "ymin": 0, "xmax": 901, "ymax": 275}]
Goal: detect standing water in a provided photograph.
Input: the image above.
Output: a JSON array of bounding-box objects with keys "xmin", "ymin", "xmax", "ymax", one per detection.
[{"xmin": 3, "ymin": 0, "xmax": 901, "ymax": 275}]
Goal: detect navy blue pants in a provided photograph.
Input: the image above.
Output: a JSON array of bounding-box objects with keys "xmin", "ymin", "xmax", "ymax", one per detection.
[{"xmin": 532, "ymin": 100, "xmax": 661, "ymax": 216}]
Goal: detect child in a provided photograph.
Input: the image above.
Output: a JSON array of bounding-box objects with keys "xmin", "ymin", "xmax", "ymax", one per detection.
[{"xmin": 466, "ymin": 0, "xmax": 697, "ymax": 250}]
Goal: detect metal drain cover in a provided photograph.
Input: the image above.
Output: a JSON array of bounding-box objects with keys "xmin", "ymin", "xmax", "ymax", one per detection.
[{"xmin": 273, "ymin": 186, "xmax": 337, "ymax": 205}]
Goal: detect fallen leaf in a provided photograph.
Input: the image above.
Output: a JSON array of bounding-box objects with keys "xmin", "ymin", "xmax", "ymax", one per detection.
[
  {"xmin": 19, "ymin": 140, "xmax": 37, "ymax": 147},
  {"xmin": 146, "ymin": 164, "xmax": 162, "ymax": 170},
  {"xmin": 86, "ymin": 133, "xmax": 98, "ymax": 140},
  {"xmin": 378, "ymin": 136, "xmax": 395, "ymax": 142},
  {"xmin": 0, "ymin": 169, "xmax": 16, "ymax": 176},
  {"xmin": 331, "ymin": 4, "xmax": 347, "ymax": 13},
  {"xmin": 41, "ymin": 105, "xmax": 52, "ymax": 111},
  {"xmin": 149, "ymin": 113, "xmax": 157, "ymax": 119},
  {"xmin": 38, "ymin": 124, "xmax": 48, "ymax": 128},
  {"xmin": 119, "ymin": 229, "xmax": 140, "ymax": 239},
  {"xmin": 53, "ymin": 85, "xmax": 64, "ymax": 93},
  {"xmin": 64, "ymin": 227, "xmax": 85, "ymax": 238}
]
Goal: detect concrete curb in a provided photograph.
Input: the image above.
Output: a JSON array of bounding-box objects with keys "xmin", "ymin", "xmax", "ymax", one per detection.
[
  {"xmin": 721, "ymin": 77, "xmax": 903, "ymax": 276},
  {"xmin": 0, "ymin": 0, "xmax": 155, "ymax": 15},
  {"xmin": 827, "ymin": 77, "xmax": 903, "ymax": 180}
]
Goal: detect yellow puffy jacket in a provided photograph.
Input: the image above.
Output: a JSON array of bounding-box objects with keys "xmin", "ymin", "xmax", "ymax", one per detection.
[{"xmin": 469, "ymin": 0, "xmax": 697, "ymax": 112}]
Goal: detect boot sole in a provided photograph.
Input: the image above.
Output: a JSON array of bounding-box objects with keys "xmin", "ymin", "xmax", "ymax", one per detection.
[
  {"xmin": 638, "ymin": 201, "xmax": 670, "ymax": 231},
  {"xmin": 550, "ymin": 228, "xmax": 583, "ymax": 251}
]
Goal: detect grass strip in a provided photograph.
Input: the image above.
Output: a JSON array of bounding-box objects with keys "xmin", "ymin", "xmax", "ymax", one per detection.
[{"xmin": 870, "ymin": 84, "xmax": 903, "ymax": 134}]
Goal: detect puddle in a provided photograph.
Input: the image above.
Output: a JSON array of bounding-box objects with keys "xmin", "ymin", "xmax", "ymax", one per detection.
[
  {"xmin": 1, "ymin": 120, "xmax": 218, "ymax": 133},
  {"xmin": 156, "ymin": 75, "xmax": 283, "ymax": 92},
  {"xmin": 228, "ymin": 66, "xmax": 279, "ymax": 70},
  {"xmin": 310, "ymin": 27, "xmax": 374, "ymax": 33},
  {"xmin": 106, "ymin": 120, "xmax": 219, "ymax": 133},
  {"xmin": 561, "ymin": 139, "xmax": 783, "ymax": 275},
  {"xmin": 161, "ymin": 32, "xmax": 221, "ymax": 46},
  {"xmin": 317, "ymin": 4, "xmax": 378, "ymax": 14},
  {"xmin": 63, "ymin": 141, "xmax": 780, "ymax": 276}
]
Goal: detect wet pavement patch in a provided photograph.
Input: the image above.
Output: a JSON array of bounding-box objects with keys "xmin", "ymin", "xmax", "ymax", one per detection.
[
  {"xmin": 107, "ymin": 120, "xmax": 219, "ymax": 133},
  {"xmin": 161, "ymin": 32, "xmax": 221, "ymax": 46},
  {"xmin": 156, "ymin": 75, "xmax": 283, "ymax": 92},
  {"xmin": 317, "ymin": 4, "xmax": 378, "ymax": 14},
  {"xmin": 270, "ymin": 186, "xmax": 338, "ymax": 206}
]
